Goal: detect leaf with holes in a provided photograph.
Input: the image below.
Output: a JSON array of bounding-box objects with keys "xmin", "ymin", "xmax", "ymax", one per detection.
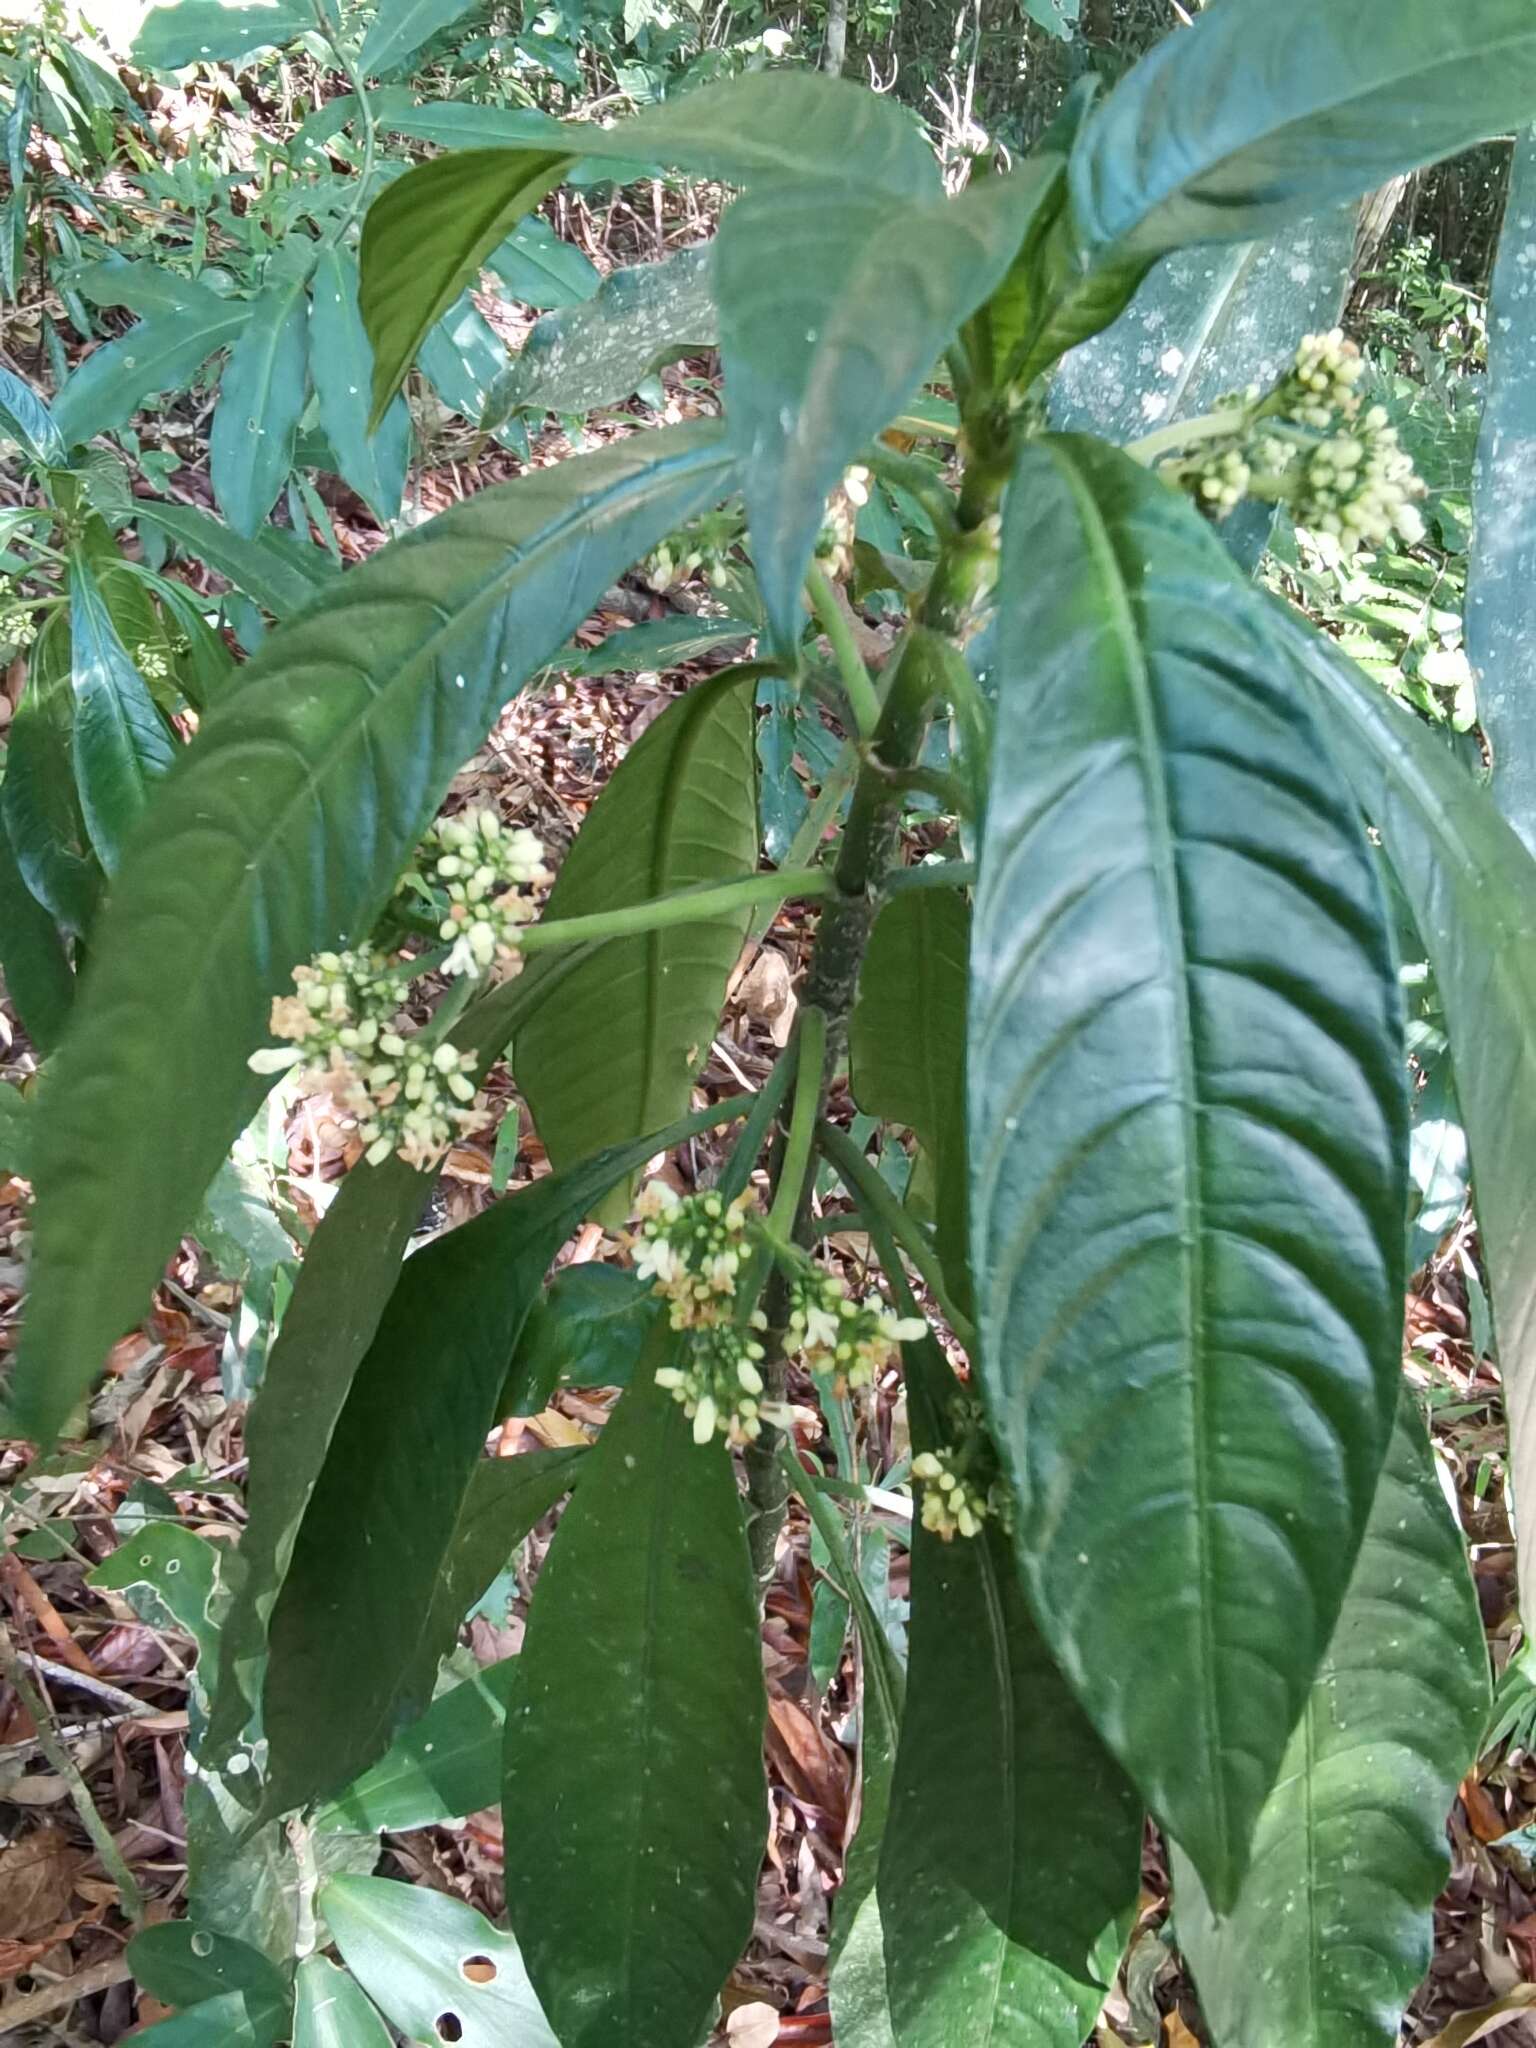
[
  {"xmin": 15, "ymin": 425, "xmax": 735, "ymax": 1450},
  {"xmin": 1174, "ymin": 1388, "xmax": 1488, "ymax": 2048},
  {"xmin": 515, "ymin": 669, "xmax": 758, "ymax": 1207},
  {"xmin": 970, "ymin": 435, "xmax": 1407, "ymax": 1908},
  {"xmin": 502, "ymin": 1326, "xmax": 764, "ymax": 2048},
  {"xmin": 323, "ymin": 1874, "xmax": 556, "ymax": 2048}
]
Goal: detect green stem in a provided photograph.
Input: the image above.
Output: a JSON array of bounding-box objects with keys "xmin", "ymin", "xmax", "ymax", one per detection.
[
  {"xmin": 313, "ymin": 4, "xmax": 377, "ymax": 250},
  {"xmin": 765, "ymin": 1005, "xmax": 826, "ymax": 1245},
  {"xmin": 1123, "ymin": 403, "xmax": 1251, "ymax": 466},
  {"xmin": 886, "ymin": 859, "xmax": 974, "ymax": 894},
  {"xmin": 816, "ymin": 1119, "xmax": 975, "ymax": 1349},
  {"xmin": 746, "ymin": 739, "xmax": 859, "ymax": 946},
  {"xmin": 807, "ymin": 563, "xmax": 881, "ymax": 739},
  {"xmin": 515, "ymin": 866, "xmax": 832, "ymax": 956}
]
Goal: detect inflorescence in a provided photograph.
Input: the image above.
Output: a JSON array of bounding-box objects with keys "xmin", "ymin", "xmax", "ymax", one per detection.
[{"xmin": 911, "ymin": 1396, "xmax": 1015, "ymax": 1545}]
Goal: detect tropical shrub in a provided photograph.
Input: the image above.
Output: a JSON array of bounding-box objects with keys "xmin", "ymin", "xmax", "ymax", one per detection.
[{"xmin": 9, "ymin": 4, "xmax": 1536, "ymax": 2045}]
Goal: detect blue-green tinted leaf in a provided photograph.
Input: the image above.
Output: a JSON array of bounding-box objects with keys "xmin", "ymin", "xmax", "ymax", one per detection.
[
  {"xmin": 308, "ymin": 246, "xmax": 409, "ymax": 523},
  {"xmin": 316, "ymin": 1660, "xmax": 518, "ymax": 1836},
  {"xmin": 128, "ymin": 1923, "xmax": 289, "ymax": 2014},
  {"xmin": 211, "ymin": 276, "xmax": 310, "ymax": 536},
  {"xmin": 68, "ymin": 549, "xmax": 177, "ymax": 870},
  {"xmin": 549, "ymin": 612, "xmax": 754, "ymax": 678},
  {"xmin": 133, "ymin": 499, "xmax": 337, "ymax": 618},
  {"xmin": 418, "ymin": 290, "xmax": 508, "ymax": 424},
  {"xmin": 0, "ymin": 365, "xmax": 65, "ymax": 466},
  {"xmin": 53, "ymin": 299, "xmax": 251, "ymax": 447},
  {"xmin": 487, "ymin": 214, "xmax": 600, "ymax": 310},
  {"xmin": 358, "ymin": 0, "xmax": 474, "ymax": 77},
  {"xmin": 0, "ymin": 824, "xmax": 74, "ymax": 1052},
  {"xmin": 132, "ymin": 0, "xmax": 312, "ymax": 69},
  {"xmin": 2, "ymin": 619, "xmax": 101, "ymax": 935},
  {"xmin": 293, "ymin": 1953, "xmax": 390, "ymax": 2048}
]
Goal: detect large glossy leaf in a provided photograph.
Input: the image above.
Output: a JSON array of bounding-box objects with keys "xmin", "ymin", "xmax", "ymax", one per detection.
[
  {"xmin": 487, "ymin": 243, "xmax": 715, "ymax": 425},
  {"xmin": 0, "ymin": 824, "xmax": 74, "ymax": 1052},
  {"xmin": 324, "ymin": 1875, "xmax": 555, "ymax": 2048},
  {"xmin": 1280, "ymin": 610, "xmax": 1536, "ymax": 1628},
  {"xmin": 515, "ymin": 669, "xmax": 757, "ymax": 1190},
  {"xmin": 1175, "ymin": 1388, "xmax": 1488, "ymax": 2048},
  {"xmin": 850, "ymin": 889, "xmax": 969, "ymax": 1312},
  {"xmin": 260, "ymin": 1085, "xmax": 746, "ymax": 1817},
  {"xmin": 53, "ymin": 299, "xmax": 251, "ymax": 448},
  {"xmin": 132, "ymin": 0, "xmax": 312, "ymax": 67},
  {"xmin": 308, "ymin": 246, "xmax": 409, "ymax": 525},
  {"xmin": 127, "ymin": 1989, "xmax": 286, "ymax": 2047},
  {"xmin": 210, "ymin": 274, "xmax": 310, "ymax": 536},
  {"xmin": 1070, "ymin": 1, "xmax": 1536, "ymax": 266},
  {"xmin": 14, "ymin": 424, "xmax": 736, "ymax": 1448},
  {"xmin": 67, "ymin": 551, "xmax": 177, "ymax": 872},
  {"xmin": 2, "ymin": 618, "xmax": 101, "ymax": 935},
  {"xmin": 502, "ymin": 1324, "xmax": 764, "ymax": 2048},
  {"xmin": 1467, "ymin": 127, "xmax": 1536, "ymax": 855},
  {"xmin": 880, "ymin": 1339, "xmax": 1142, "ymax": 2047},
  {"xmin": 971, "ymin": 435, "xmax": 1408, "ymax": 1907},
  {"xmin": 358, "ymin": 0, "xmax": 474, "ymax": 77},
  {"xmin": 293, "ymin": 1953, "xmax": 389, "ymax": 2048},
  {"xmin": 718, "ymin": 165, "xmax": 1057, "ymax": 651},
  {"xmin": 361, "ymin": 73, "xmax": 939, "ymax": 417},
  {"xmin": 0, "ymin": 365, "xmax": 65, "ymax": 467},
  {"xmin": 317, "ymin": 1659, "xmax": 518, "ymax": 1836},
  {"xmin": 132, "ymin": 499, "xmax": 337, "ymax": 619}
]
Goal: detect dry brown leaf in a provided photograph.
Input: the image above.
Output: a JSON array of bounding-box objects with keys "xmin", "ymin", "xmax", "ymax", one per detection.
[
  {"xmin": 736, "ymin": 949, "xmax": 797, "ymax": 1049},
  {"xmin": 1463, "ymin": 1770, "xmax": 1509, "ymax": 1843},
  {"xmin": 1163, "ymin": 2013, "xmax": 1201, "ymax": 2048},
  {"xmin": 727, "ymin": 2000, "xmax": 781, "ymax": 2047},
  {"xmin": 0, "ymin": 1827, "xmax": 85, "ymax": 1971},
  {"xmin": 1423, "ymin": 1983, "xmax": 1536, "ymax": 2047}
]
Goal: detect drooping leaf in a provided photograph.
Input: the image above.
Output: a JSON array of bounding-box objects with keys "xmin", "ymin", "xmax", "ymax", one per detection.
[
  {"xmin": 132, "ymin": 0, "xmax": 312, "ymax": 69},
  {"xmin": 716, "ymin": 164, "xmax": 1058, "ymax": 650},
  {"xmin": 2, "ymin": 618, "xmax": 102, "ymax": 935},
  {"xmin": 132, "ymin": 499, "xmax": 338, "ymax": 618},
  {"xmin": 850, "ymin": 889, "xmax": 969, "ymax": 1314},
  {"xmin": 0, "ymin": 823, "xmax": 74, "ymax": 1052},
  {"xmin": 548, "ymin": 612, "xmax": 755, "ymax": 679},
  {"xmin": 970, "ymin": 435, "xmax": 1408, "ymax": 1907},
  {"xmin": 1467, "ymin": 125, "xmax": 1536, "ymax": 856},
  {"xmin": 502, "ymin": 1326, "xmax": 764, "ymax": 2048},
  {"xmin": 67, "ymin": 549, "xmax": 177, "ymax": 871},
  {"xmin": 1024, "ymin": 0, "xmax": 1077, "ymax": 34},
  {"xmin": 261, "ymin": 1116, "xmax": 735, "ymax": 1814},
  {"xmin": 358, "ymin": 0, "xmax": 474, "ymax": 78},
  {"xmin": 210, "ymin": 274, "xmax": 310, "ymax": 536},
  {"xmin": 128, "ymin": 1923, "xmax": 290, "ymax": 2016},
  {"xmin": 16, "ymin": 424, "xmax": 737, "ymax": 1448},
  {"xmin": 1175, "ymin": 1388, "xmax": 1488, "ymax": 2048},
  {"xmin": 292, "ymin": 1953, "xmax": 390, "ymax": 2048},
  {"xmin": 308, "ymin": 246, "xmax": 410, "ymax": 525},
  {"xmin": 1280, "ymin": 610, "xmax": 1536, "ymax": 1630},
  {"xmin": 515, "ymin": 668, "xmax": 758, "ymax": 1198},
  {"xmin": 323, "ymin": 1875, "xmax": 556, "ymax": 2048},
  {"xmin": 52, "ymin": 299, "xmax": 252, "ymax": 448},
  {"xmin": 420, "ymin": 1448, "xmax": 585, "ymax": 1653},
  {"xmin": 361, "ymin": 73, "xmax": 940, "ymax": 417},
  {"xmin": 316, "ymin": 1660, "xmax": 519, "ymax": 1836},
  {"xmin": 486, "ymin": 243, "xmax": 715, "ymax": 426},
  {"xmin": 487, "ymin": 213, "xmax": 600, "ymax": 310},
  {"xmin": 0, "ymin": 364, "xmax": 65, "ymax": 467},
  {"xmin": 880, "ymin": 1338, "xmax": 1142, "ymax": 2046}
]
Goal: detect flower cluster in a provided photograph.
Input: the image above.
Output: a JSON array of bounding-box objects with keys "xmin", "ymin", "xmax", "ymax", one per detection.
[
  {"xmin": 813, "ymin": 466, "xmax": 872, "ymax": 583},
  {"xmin": 785, "ymin": 1264, "xmax": 926, "ymax": 1392},
  {"xmin": 911, "ymin": 1449, "xmax": 993, "ymax": 1541},
  {"xmin": 0, "ymin": 605, "xmax": 37, "ymax": 652},
  {"xmin": 249, "ymin": 947, "xmax": 481, "ymax": 1170},
  {"xmin": 656, "ymin": 1321, "xmax": 772, "ymax": 1445},
  {"xmin": 632, "ymin": 1180, "xmax": 756, "ymax": 1328},
  {"xmin": 1163, "ymin": 329, "xmax": 1427, "ymax": 554},
  {"xmin": 420, "ymin": 808, "xmax": 549, "ymax": 981},
  {"xmin": 135, "ymin": 643, "xmax": 172, "ymax": 682}
]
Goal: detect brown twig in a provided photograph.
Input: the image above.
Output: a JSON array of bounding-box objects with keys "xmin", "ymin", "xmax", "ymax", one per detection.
[{"xmin": 0, "ymin": 1955, "xmax": 135, "ymax": 2030}]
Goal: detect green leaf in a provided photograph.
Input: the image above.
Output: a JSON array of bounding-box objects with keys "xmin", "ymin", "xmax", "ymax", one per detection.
[
  {"xmin": 67, "ymin": 549, "xmax": 177, "ymax": 871},
  {"xmin": 0, "ymin": 826, "xmax": 74, "ymax": 1053},
  {"xmin": 308, "ymin": 246, "xmax": 409, "ymax": 525},
  {"xmin": 418, "ymin": 290, "xmax": 510, "ymax": 425},
  {"xmin": 210, "ymin": 275, "xmax": 310, "ymax": 536},
  {"xmin": 125, "ymin": 1989, "xmax": 287, "ymax": 2047},
  {"xmin": 879, "ymin": 1340, "xmax": 1142, "ymax": 2046},
  {"xmin": 505, "ymin": 1263, "xmax": 655, "ymax": 1400},
  {"xmin": 53, "ymin": 299, "xmax": 252, "ymax": 448},
  {"xmin": 850, "ymin": 889, "xmax": 969, "ymax": 1315},
  {"xmin": 1468, "ymin": 125, "xmax": 1536, "ymax": 855},
  {"xmin": 17, "ymin": 423, "xmax": 735, "ymax": 1449},
  {"xmin": 487, "ymin": 214, "xmax": 600, "ymax": 310},
  {"xmin": 68, "ymin": 253, "xmax": 231, "ymax": 320},
  {"xmin": 361, "ymin": 73, "xmax": 939, "ymax": 418},
  {"xmin": 422, "ymin": 1447, "xmax": 585, "ymax": 1647},
  {"xmin": 323, "ymin": 1874, "xmax": 556, "ymax": 2048},
  {"xmin": 1174, "ymin": 1388, "xmax": 1488, "ymax": 2048},
  {"xmin": 292, "ymin": 1953, "xmax": 390, "ymax": 2048},
  {"xmin": 717, "ymin": 166, "xmax": 1057, "ymax": 651},
  {"xmin": 1025, "ymin": 0, "xmax": 1077, "ymax": 34},
  {"xmin": 0, "ymin": 1080, "xmax": 33, "ymax": 1177},
  {"xmin": 1070, "ymin": 0, "xmax": 1536, "ymax": 267},
  {"xmin": 133, "ymin": 499, "xmax": 336, "ymax": 618},
  {"xmin": 0, "ymin": 364, "xmax": 65, "ymax": 467},
  {"xmin": 515, "ymin": 669, "xmax": 757, "ymax": 1200},
  {"xmin": 132, "ymin": 0, "xmax": 312, "ymax": 68},
  {"xmin": 1280, "ymin": 611, "xmax": 1536, "ymax": 1632},
  {"xmin": 128, "ymin": 1924, "xmax": 290, "ymax": 2015},
  {"xmin": 262, "ymin": 1116, "xmax": 729, "ymax": 1814},
  {"xmin": 970, "ymin": 435, "xmax": 1408, "ymax": 1907},
  {"xmin": 316, "ymin": 1660, "xmax": 519, "ymax": 1836},
  {"xmin": 487, "ymin": 243, "xmax": 715, "ymax": 425},
  {"xmin": 358, "ymin": 0, "xmax": 474, "ymax": 77},
  {"xmin": 502, "ymin": 1326, "xmax": 764, "ymax": 2048},
  {"xmin": 2, "ymin": 619, "xmax": 102, "ymax": 936},
  {"xmin": 549, "ymin": 611, "xmax": 755, "ymax": 679}
]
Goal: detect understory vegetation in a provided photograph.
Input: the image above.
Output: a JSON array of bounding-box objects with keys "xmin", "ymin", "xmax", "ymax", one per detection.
[{"xmin": 4, "ymin": 3, "xmax": 1536, "ymax": 2046}]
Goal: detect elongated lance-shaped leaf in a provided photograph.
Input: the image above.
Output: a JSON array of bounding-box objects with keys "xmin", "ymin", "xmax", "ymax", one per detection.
[
  {"xmin": 502, "ymin": 1323, "xmax": 765, "ymax": 2048},
  {"xmin": 515, "ymin": 669, "xmax": 757, "ymax": 1207},
  {"xmin": 486, "ymin": 243, "xmax": 715, "ymax": 428},
  {"xmin": 358, "ymin": 0, "xmax": 474, "ymax": 78},
  {"xmin": 1468, "ymin": 125, "xmax": 1536, "ymax": 855},
  {"xmin": 67, "ymin": 548, "xmax": 177, "ymax": 871},
  {"xmin": 52, "ymin": 299, "xmax": 252, "ymax": 448},
  {"xmin": 211, "ymin": 274, "xmax": 310, "ymax": 537},
  {"xmin": 132, "ymin": 0, "xmax": 311, "ymax": 67},
  {"xmin": 14, "ymin": 424, "xmax": 737, "ymax": 1449},
  {"xmin": 3, "ymin": 616, "xmax": 101, "ymax": 937},
  {"xmin": 1280, "ymin": 609, "xmax": 1536, "ymax": 1630},
  {"xmin": 133, "ymin": 499, "xmax": 338, "ymax": 619},
  {"xmin": 488, "ymin": 214, "xmax": 599, "ymax": 310},
  {"xmin": 0, "ymin": 365, "xmax": 65, "ymax": 467},
  {"xmin": 68, "ymin": 253, "xmax": 232, "ymax": 320},
  {"xmin": 1174, "ymin": 1385, "xmax": 1487, "ymax": 2048},
  {"xmin": 879, "ymin": 1337, "xmax": 1142, "ymax": 2047},
  {"xmin": 970, "ymin": 435, "xmax": 1408, "ymax": 1908},
  {"xmin": 316, "ymin": 1657, "xmax": 519, "ymax": 1838},
  {"xmin": 717, "ymin": 164, "xmax": 1057, "ymax": 653},
  {"xmin": 307, "ymin": 246, "xmax": 409, "ymax": 525},
  {"xmin": 293, "ymin": 1953, "xmax": 390, "ymax": 2048},
  {"xmin": 0, "ymin": 824, "xmax": 74, "ymax": 1053},
  {"xmin": 361, "ymin": 72, "xmax": 941, "ymax": 420}
]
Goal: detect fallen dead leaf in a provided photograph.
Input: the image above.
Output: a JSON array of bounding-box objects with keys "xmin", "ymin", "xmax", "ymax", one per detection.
[
  {"xmin": 1163, "ymin": 2012, "xmax": 1201, "ymax": 2048},
  {"xmin": 1424, "ymin": 1983, "xmax": 1536, "ymax": 2047},
  {"xmin": 727, "ymin": 2001, "xmax": 781, "ymax": 2048},
  {"xmin": 736, "ymin": 949, "xmax": 797, "ymax": 1049},
  {"xmin": 0, "ymin": 1826, "xmax": 88, "ymax": 1978}
]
